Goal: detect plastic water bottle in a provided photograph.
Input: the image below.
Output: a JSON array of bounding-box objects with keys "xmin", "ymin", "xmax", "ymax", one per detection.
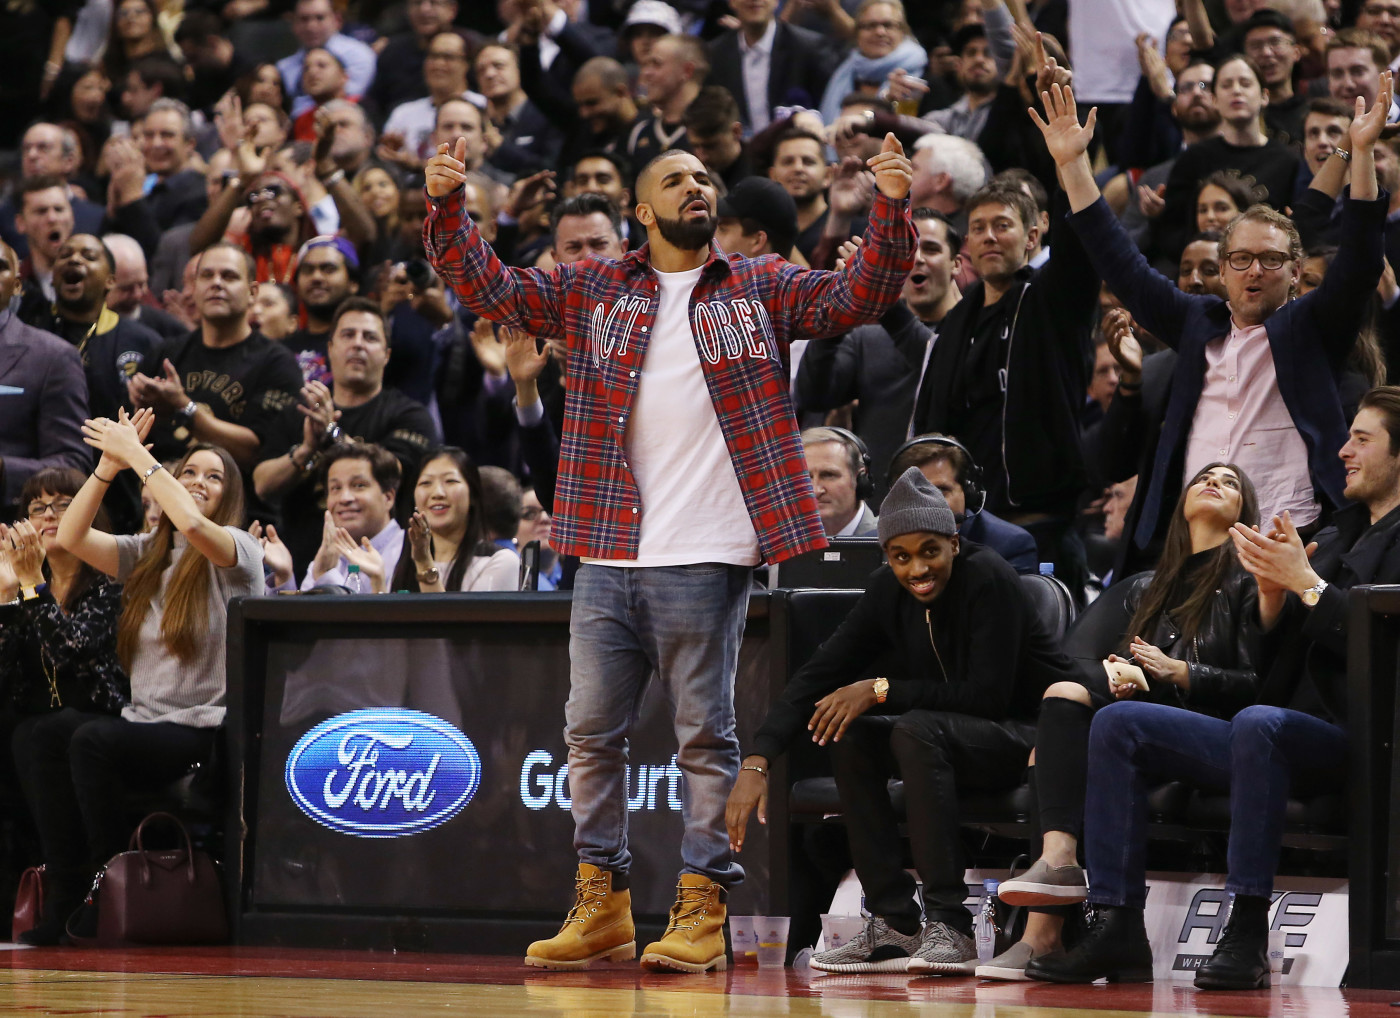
[
  {"xmin": 345, "ymin": 563, "xmax": 366, "ymax": 594},
  {"xmin": 976, "ymin": 879, "xmax": 999, "ymax": 963}
]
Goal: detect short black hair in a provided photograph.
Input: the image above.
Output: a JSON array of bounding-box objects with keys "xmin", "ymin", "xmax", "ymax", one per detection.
[
  {"xmin": 569, "ymin": 149, "xmax": 633, "ymax": 190},
  {"xmin": 550, "ymin": 192, "xmax": 623, "ymax": 240},
  {"xmin": 328, "ymin": 295, "xmax": 388, "ymax": 345},
  {"xmin": 174, "ymin": 8, "xmax": 225, "ymax": 44},
  {"xmin": 129, "ymin": 54, "xmax": 187, "ymax": 102},
  {"xmin": 912, "ymin": 207, "xmax": 962, "ymax": 254},
  {"xmin": 320, "ymin": 440, "xmax": 401, "ymax": 498},
  {"xmin": 18, "ymin": 174, "xmax": 69, "ymax": 205},
  {"xmin": 683, "ymin": 86, "xmax": 741, "ymax": 137}
]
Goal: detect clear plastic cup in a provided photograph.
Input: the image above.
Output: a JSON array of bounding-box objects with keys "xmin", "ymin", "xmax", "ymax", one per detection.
[
  {"xmin": 754, "ymin": 915, "xmax": 790, "ymax": 968},
  {"xmin": 728, "ymin": 915, "xmax": 757, "ymax": 966},
  {"xmin": 1268, "ymin": 929, "xmax": 1286, "ymax": 974},
  {"xmin": 820, "ymin": 914, "xmax": 866, "ymax": 953}
]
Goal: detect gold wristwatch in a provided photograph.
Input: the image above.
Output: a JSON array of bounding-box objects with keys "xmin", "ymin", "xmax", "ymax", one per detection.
[
  {"xmin": 872, "ymin": 677, "xmax": 889, "ymax": 703},
  {"xmin": 1301, "ymin": 578, "xmax": 1328, "ymax": 607}
]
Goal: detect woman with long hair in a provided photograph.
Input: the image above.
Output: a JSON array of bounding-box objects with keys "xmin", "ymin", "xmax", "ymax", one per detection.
[
  {"xmin": 4, "ymin": 469, "xmax": 128, "ymax": 943},
  {"xmin": 981, "ymin": 462, "xmax": 1263, "ymax": 979},
  {"xmin": 392, "ymin": 448, "xmax": 519, "ymax": 593},
  {"xmin": 19, "ymin": 409, "xmax": 263, "ymax": 945},
  {"xmin": 99, "ymin": 0, "xmax": 172, "ymax": 94}
]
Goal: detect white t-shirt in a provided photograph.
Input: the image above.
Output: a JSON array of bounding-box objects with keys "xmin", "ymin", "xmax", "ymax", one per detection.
[
  {"xmin": 1068, "ymin": 0, "xmax": 1175, "ymax": 104},
  {"xmin": 593, "ymin": 264, "xmax": 761, "ymax": 568}
]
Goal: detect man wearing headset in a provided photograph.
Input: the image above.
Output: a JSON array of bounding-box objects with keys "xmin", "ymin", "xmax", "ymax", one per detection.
[
  {"xmin": 801, "ymin": 426, "xmax": 879, "ymax": 537},
  {"xmin": 889, "ymin": 433, "xmax": 1039, "ymax": 573},
  {"xmin": 726, "ymin": 466, "xmax": 1075, "ymax": 975}
]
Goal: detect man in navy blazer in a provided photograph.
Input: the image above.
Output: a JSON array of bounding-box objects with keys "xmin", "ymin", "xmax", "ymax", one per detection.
[
  {"xmin": 1032, "ymin": 78, "xmax": 1390, "ymax": 560},
  {"xmin": 706, "ymin": 0, "xmax": 836, "ymax": 132},
  {"xmin": 0, "ymin": 240, "xmax": 91, "ymax": 511}
]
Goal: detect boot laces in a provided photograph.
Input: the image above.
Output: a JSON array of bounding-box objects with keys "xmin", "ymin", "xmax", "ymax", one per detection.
[
  {"xmin": 663, "ymin": 883, "xmax": 713, "ymax": 934},
  {"xmin": 562, "ymin": 872, "xmax": 612, "ymax": 926},
  {"xmin": 1215, "ymin": 913, "xmax": 1257, "ymax": 952}
]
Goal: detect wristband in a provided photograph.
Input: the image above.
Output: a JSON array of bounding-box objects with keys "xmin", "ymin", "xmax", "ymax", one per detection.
[
  {"xmin": 740, "ymin": 764, "xmax": 767, "ymax": 777},
  {"xmin": 1334, "ymin": 147, "xmax": 1352, "ymax": 163},
  {"xmin": 140, "ymin": 462, "xmax": 166, "ymax": 487},
  {"xmin": 176, "ymin": 399, "xmax": 198, "ymax": 422},
  {"xmin": 94, "ymin": 470, "xmax": 116, "ymax": 484}
]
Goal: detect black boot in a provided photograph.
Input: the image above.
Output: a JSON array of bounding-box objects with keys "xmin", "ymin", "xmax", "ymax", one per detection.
[
  {"xmin": 1025, "ymin": 904, "xmax": 1153, "ymax": 983},
  {"xmin": 1194, "ymin": 895, "xmax": 1269, "ymax": 990}
]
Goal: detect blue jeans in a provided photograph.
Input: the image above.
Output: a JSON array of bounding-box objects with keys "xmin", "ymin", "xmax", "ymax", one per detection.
[
  {"xmin": 565, "ymin": 563, "xmax": 751, "ymax": 887},
  {"xmin": 1083, "ymin": 702, "xmax": 1346, "ymax": 908}
]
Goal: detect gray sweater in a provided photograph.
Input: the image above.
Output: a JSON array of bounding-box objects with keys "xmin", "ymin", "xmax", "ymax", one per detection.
[{"xmin": 115, "ymin": 527, "xmax": 263, "ymax": 728}]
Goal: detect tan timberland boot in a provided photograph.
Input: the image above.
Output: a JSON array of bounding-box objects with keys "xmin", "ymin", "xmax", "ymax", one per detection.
[
  {"xmin": 639, "ymin": 874, "xmax": 727, "ymax": 973},
  {"xmin": 524, "ymin": 863, "xmax": 636, "ymax": 969}
]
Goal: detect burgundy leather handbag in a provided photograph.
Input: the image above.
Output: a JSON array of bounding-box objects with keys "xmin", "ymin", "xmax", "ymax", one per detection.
[
  {"xmin": 92, "ymin": 812, "xmax": 228, "ymax": 946},
  {"xmin": 11, "ymin": 865, "xmax": 46, "ymax": 941}
]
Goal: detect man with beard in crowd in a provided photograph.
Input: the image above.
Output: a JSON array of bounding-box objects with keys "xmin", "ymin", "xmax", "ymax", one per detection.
[
  {"xmin": 769, "ymin": 129, "xmax": 833, "ymax": 264},
  {"xmin": 21, "ymin": 233, "xmax": 160, "ymax": 530},
  {"xmin": 284, "ymin": 236, "xmax": 360, "ymax": 386},
  {"xmin": 425, "ymin": 129, "xmax": 914, "ymax": 973}
]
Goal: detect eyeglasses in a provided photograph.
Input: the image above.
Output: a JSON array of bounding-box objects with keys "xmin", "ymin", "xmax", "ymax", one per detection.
[
  {"xmin": 1178, "ymin": 79, "xmax": 1213, "ymax": 93},
  {"xmin": 1244, "ymin": 34, "xmax": 1294, "ymax": 54},
  {"xmin": 247, "ymin": 185, "xmax": 289, "ymax": 205},
  {"xmin": 857, "ymin": 19, "xmax": 900, "ymax": 31},
  {"xmin": 1225, "ymin": 249, "xmax": 1291, "ymax": 271},
  {"xmin": 27, "ymin": 498, "xmax": 73, "ymax": 519}
]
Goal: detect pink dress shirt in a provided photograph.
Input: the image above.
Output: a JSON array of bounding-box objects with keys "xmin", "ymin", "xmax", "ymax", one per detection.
[{"xmin": 1183, "ymin": 318, "xmax": 1319, "ymax": 527}]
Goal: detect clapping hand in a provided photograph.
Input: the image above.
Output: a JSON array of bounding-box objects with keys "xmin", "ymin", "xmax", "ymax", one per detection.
[
  {"xmin": 1350, "ymin": 70, "xmax": 1394, "ymax": 153},
  {"xmin": 1029, "ymin": 83, "xmax": 1098, "ymax": 168},
  {"xmin": 1230, "ymin": 511, "xmax": 1320, "ymax": 597},
  {"xmin": 834, "ymin": 235, "xmax": 863, "ymax": 272},
  {"xmin": 297, "ymin": 379, "xmax": 340, "ymax": 450},
  {"xmin": 1102, "ymin": 308, "xmax": 1143, "ymax": 385},
  {"xmin": 128, "ymin": 360, "xmax": 190, "ymax": 415},
  {"xmin": 408, "ymin": 510, "xmax": 434, "ymax": 568},
  {"xmin": 249, "ymin": 520, "xmax": 294, "ymax": 588},
  {"xmin": 333, "ymin": 527, "xmax": 387, "ymax": 592},
  {"xmin": 81, "ymin": 406, "xmax": 155, "ymax": 473},
  {"xmin": 4, "ymin": 520, "xmax": 45, "ymax": 589}
]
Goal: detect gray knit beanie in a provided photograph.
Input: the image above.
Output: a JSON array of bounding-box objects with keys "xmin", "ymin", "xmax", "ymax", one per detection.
[{"xmin": 878, "ymin": 466, "xmax": 958, "ymax": 545}]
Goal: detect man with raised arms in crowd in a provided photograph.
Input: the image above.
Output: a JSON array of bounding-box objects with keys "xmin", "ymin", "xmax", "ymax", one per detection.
[{"xmin": 424, "ymin": 127, "xmax": 915, "ymax": 973}]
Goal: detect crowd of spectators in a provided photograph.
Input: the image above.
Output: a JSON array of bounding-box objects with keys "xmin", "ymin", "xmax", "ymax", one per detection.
[{"xmin": 0, "ymin": 0, "xmax": 1395, "ymax": 981}]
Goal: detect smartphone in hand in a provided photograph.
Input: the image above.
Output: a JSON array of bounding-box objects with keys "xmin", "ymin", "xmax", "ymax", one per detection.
[{"xmin": 1103, "ymin": 658, "xmax": 1149, "ymax": 691}]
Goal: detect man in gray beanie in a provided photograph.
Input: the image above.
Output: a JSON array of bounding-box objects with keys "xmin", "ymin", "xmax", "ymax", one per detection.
[{"xmin": 727, "ymin": 467, "xmax": 1076, "ymax": 975}]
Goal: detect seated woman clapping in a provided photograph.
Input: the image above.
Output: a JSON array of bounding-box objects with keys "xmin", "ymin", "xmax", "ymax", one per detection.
[
  {"xmin": 980, "ymin": 462, "xmax": 1261, "ymax": 981},
  {"xmin": 18, "ymin": 408, "xmax": 264, "ymax": 945},
  {"xmin": 391, "ymin": 448, "xmax": 520, "ymax": 592}
]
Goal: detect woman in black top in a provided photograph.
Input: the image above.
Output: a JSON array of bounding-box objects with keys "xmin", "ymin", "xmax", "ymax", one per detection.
[
  {"xmin": 983, "ymin": 462, "xmax": 1262, "ymax": 979},
  {"xmin": 2, "ymin": 468, "xmax": 128, "ymax": 943}
]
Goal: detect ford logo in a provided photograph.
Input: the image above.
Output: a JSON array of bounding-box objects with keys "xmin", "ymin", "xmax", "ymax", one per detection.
[{"xmin": 285, "ymin": 709, "xmax": 482, "ymax": 838}]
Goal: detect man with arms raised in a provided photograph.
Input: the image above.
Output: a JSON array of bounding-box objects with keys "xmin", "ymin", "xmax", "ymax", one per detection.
[
  {"xmin": 1032, "ymin": 75, "xmax": 1391, "ymax": 579},
  {"xmin": 425, "ymin": 128, "xmax": 914, "ymax": 972}
]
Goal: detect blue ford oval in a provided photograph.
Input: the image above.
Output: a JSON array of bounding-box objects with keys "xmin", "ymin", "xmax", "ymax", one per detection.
[{"xmin": 285, "ymin": 709, "xmax": 482, "ymax": 838}]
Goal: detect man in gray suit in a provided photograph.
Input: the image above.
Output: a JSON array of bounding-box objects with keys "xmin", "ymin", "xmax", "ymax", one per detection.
[
  {"xmin": 803, "ymin": 427, "xmax": 879, "ymax": 537},
  {"xmin": 0, "ymin": 240, "xmax": 91, "ymax": 512}
]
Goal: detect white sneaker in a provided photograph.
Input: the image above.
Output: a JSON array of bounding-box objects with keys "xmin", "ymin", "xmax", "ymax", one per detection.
[{"xmin": 809, "ymin": 915, "xmax": 922, "ymax": 974}]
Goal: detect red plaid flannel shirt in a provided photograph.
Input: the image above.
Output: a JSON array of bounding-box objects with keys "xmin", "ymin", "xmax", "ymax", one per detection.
[{"xmin": 424, "ymin": 187, "xmax": 915, "ymax": 563}]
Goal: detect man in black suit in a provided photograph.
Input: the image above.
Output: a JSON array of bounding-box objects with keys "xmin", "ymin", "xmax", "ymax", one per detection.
[
  {"xmin": 706, "ymin": 0, "xmax": 835, "ymax": 134},
  {"xmin": 0, "ymin": 240, "xmax": 90, "ymax": 512}
]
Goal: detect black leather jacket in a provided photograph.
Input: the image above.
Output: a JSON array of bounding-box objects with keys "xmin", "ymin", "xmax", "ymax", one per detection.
[{"xmin": 1121, "ymin": 560, "xmax": 1260, "ymax": 720}]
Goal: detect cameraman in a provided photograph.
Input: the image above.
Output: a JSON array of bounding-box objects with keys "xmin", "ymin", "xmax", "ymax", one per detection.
[{"xmin": 254, "ymin": 297, "xmax": 437, "ymax": 579}]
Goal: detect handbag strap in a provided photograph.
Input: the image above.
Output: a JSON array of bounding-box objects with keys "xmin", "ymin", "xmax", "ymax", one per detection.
[{"xmin": 130, "ymin": 811, "xmax": 198, "ymax": 883}]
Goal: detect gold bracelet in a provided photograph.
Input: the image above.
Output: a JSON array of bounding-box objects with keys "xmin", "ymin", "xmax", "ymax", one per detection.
[{"xmin": 740, "ymin": 764, "xmax": 767, "ymax": 777}]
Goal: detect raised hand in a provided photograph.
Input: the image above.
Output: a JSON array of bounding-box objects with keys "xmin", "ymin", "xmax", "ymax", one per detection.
[
  {"xmin": 502, "ymin": 327, "xmax": 550, "ymax": 387},
  {"xmin": 1033, "ymin": 32, "xmax": 1072, "ymax": 96},
  {"xmin": 829, "ymin": 156, "xmax": 876, "ymax": 218},
  {"xmin": 408, "ymin": 510, "xmax": 434, "ymax": 568},
  {"xmin": 0, "ymin": 526, "xmax": 17, "ymax": 600},
  {"xmin": 311, "ymin": 509, "xmax": 341, "ymax": 579},
  {"xmin": 470, "ymin": 317, "xmax": 508, "ymax": 376},
  {"xmin": 81, "ymin": 408, "xmax": 152, "ymax": 471},
  {"xmin": 866, "ymin": 133, "xmax": 912, "ymax": 200},
  {"xmin": 1028, "ymin": 83, "xmax": 1098, "ymax": 168},
  {"xmin": 1102, "ymin": 308, "xmax": 1143, "ymax": 384},
  {"xmin": 426, "ymin": 139, "xmax": 469, "ymax": 199},
  {"xmin": 1135, "ymin": 32, "xmax": 1174, "ymax": 101}
]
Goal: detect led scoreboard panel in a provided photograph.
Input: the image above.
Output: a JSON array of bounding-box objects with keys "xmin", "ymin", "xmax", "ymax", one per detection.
[{"xmin": 229, "ymin": 594, "xmax": 776, "ymax": 944}]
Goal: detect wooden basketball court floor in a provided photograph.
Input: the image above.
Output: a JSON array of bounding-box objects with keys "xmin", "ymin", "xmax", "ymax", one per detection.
[{"xmin": 2, "ymin": 946, "xmax": 1400, "ymax": 1018}]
